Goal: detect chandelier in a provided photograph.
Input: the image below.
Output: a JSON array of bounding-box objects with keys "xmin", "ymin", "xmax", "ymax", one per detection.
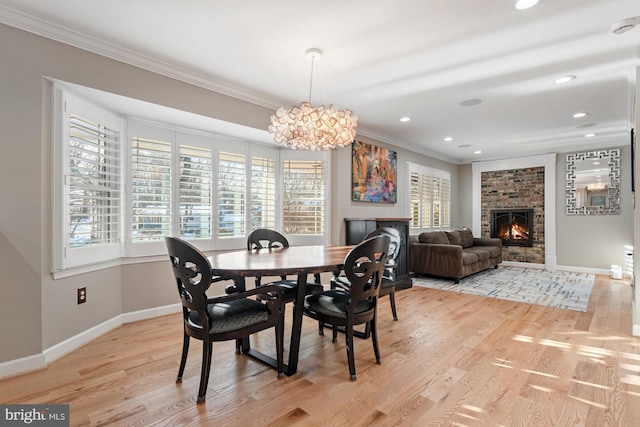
[
  {"xmin": 269, "ymin": 48, "xmax": 358, "ymax": 151},
  {"xmin": 587, "ymin": 182, "xmax": 607, "ymax": 191}
]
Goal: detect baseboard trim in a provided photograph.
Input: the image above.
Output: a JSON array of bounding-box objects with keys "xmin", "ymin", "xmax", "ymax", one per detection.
[
  {"xmin": 0, "ymin": 303, "xmax": 182, "ymax": 379},
  {"xmin": 121, "ymin": 303, "xmax": 182, "ymax": 324},
  {"xmin": 0, "ymin": 353, "xmax": 46, "ymax": 379}
]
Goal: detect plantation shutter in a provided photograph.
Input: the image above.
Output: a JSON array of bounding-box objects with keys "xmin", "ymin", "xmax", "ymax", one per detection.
[
  {"xmin": 131, "ymin": 137, "xmax": 172, "ymax": 241},
  {"xmin": 408, "ymin": 163, "xmax": 451, "ymax": 230},
  {"xmin": 179, "ymin": 145, "xmax": 212, "ymax": 239},
  {"xmin": 218, "ymin": 151, "xmax": 246, "ymax": 238},
  {"xmin": 282, "ymin": 160, "xmax": 325, "ymax": 235},
  {"xmin": 67, "ymin": 113, "xmax": 121, "ymax": 249},
  {"xmin": 251, "ymin": 156, "xmax": 276, "ymax": 230}
]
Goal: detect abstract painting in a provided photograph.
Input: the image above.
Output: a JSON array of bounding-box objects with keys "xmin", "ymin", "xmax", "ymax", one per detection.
[{"xmin": 351, "ymin": 141, "xmax": 397, "ymax": 203}]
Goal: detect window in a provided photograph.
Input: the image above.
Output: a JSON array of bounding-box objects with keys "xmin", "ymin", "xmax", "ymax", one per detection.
[
  {"xmin": 218, "ymin": 151, "xmax": 246, "ymax": 238},
  {"xmin": 54, "ymin": 85, "xmax": 329, "ymax": 272},
  {"xmin": 179, "ymin": 144, "xmax": 212, "ymax": 239},
  {"xmin": 251, "ymin": 156, "xmax": 276, "ymax": 230},
  {"xmin": 131, "ymin": 136, "xmax": 172, "ymax": 241},
  {"xmin": 54, "ymin": 90, "xmax": 122, "ymax": 270},
  {"xmin": 408, "ymin": 163, "xmax": 451, "ymax": 230},
  {"xmin": 282, "ymin": 159, "xmax": 325, "ymax": 236}
]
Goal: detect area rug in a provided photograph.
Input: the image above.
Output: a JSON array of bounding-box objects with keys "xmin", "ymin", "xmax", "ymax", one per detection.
[{"xmin": 412, "ymin": 266, "xmax": 594, "ymax": 312}]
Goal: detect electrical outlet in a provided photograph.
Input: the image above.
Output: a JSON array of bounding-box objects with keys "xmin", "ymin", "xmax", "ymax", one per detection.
[{"xmin": 77, "ymin": 287, "xmax": 86, "ymax": 304}]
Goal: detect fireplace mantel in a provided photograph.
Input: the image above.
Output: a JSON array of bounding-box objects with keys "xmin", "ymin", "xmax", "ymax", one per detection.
[{"xmin": 471, "ymin": 154, "xmax": 556, "ymax": 270}]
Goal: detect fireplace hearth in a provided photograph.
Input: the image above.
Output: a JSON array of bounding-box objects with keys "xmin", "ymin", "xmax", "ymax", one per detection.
[{"xmin": 490, "ymin": 209, "xmax": 533, "ymax": 247}]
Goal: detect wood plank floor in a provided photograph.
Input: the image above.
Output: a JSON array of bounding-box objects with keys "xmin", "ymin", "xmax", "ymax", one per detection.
[{"xmin": 2, "ymin": 275, "xmax": 640, "ymax": 426}]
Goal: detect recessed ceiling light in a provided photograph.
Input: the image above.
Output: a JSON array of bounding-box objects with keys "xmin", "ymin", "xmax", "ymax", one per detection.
[
  {"xmin": 585, "ymin": 133, "xmax": 597, "ymax": 138},
  {"xmin": 554, "ymin": 75, "xmax": 576, "ymax": 84},
  {"xmin": 474, "ymin": 150, "xmax": 483, "ymax": 154},
  {"xmin": 573, "ymin": 112, "xmax": 588, "ymax": 118},
  {"xmin": 459, "ymin": 98, "xmax": 482, "ymax": 107},
  {"xmin": 400, "ymin": 116, "xmax": 411, "ymax": 122},
  {"xmin": 444, "ymin": 136, "xmax": 453, "ymax": 142},
  {"xmin": 514, "ymin": 0, "xmax": 540, "ymax": 10},
  {"xmin": 593, "ymin": 161, "xmax": 600, "ymax": 165}
]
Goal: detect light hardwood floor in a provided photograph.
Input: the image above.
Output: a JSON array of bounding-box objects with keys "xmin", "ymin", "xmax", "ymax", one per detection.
[{"xmin": 2, "ymin": 275, "xmax": 639, "ymax": 426}]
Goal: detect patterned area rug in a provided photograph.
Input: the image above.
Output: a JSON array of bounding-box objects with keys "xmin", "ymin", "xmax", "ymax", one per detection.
[{"xmin": 413, "ymin": 266, "xmax": 595, "ymax": 312}]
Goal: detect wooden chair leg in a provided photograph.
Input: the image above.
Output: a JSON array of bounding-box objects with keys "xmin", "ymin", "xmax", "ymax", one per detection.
[
  {"xmin": 389, "ymin": 293, "xmax": 398, "ymax": 321},
  {"xmin": 197, "ymin": 341, "xmax": 213, "ymax": 404},
  {"xmin": 345, "ymin": 324, "xmax": 357, "ymax": 381},
  {"xmin": 177, "ymin": 333, "xmax": 190, "ymax": 383},
  {"xmin": 275, "ymin": 316, "xmax": 284, "ymax": 377},
  {"xmin": 371, "ymin": 317, "xmax": 381, "ymax": 364}
]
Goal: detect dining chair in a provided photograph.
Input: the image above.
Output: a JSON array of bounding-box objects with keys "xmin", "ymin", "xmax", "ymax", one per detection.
[
  {"xmin": 303, "ymin": 234, "xmax": 390, "ymax": 380},
  {"xmin": 165, "ymin": 237, "xmax": 285, "ymax": 404},
  {"xmin": 321, "ymin": 227, "xmax": 400, "ymax": 339},
  {"xmin": 244, "ymin": 228, "xmax": 323, "ymax": 302}
]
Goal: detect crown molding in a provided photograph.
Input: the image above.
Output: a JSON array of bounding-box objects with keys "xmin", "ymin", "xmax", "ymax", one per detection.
[
  {"xmin": 0, "ymin": 5, "xmax": 439, "ymax": 162},
  {"xmin": 0, "ymin": 5, "xmax": 282, "ymax": 110},
  {"xmin": 357, "ymin": 127, "xmax": 461, "ymax": 164}
]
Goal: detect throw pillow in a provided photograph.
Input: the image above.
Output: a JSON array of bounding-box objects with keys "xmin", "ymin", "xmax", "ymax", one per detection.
[
  {"xmin": 445, "ymin": 230, "xmax": 462, "ymax": 246},
  {"xmin": 419, "ymin": 231, "xmax": 449, "ymax": 244},
  {"xmin": 459, "ymin": 227, "xmax": 474, "ymax": 248}
]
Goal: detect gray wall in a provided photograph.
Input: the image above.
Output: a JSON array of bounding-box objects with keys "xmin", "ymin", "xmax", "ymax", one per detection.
[
  {"xmin": 556, "ymin": 146, "xmax": 633, "ymax": 270},
  {"xmin": 0, "ymin": 23, "xmax": 285, "ymax": 362},
  {"xmin": 456, "ymin": 153, "xmax": 633, "ymax": 272},
  {"xmin": 330, "ymin": 139, "xmax": 461, "ymax": 245}
]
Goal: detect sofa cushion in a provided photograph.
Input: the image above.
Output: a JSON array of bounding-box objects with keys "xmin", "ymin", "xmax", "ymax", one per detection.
[
  {"xmin": 461, "ymin": 251, "xmax": 479, "ymax": 266},
  {"xmin": 445, "ymin": 230, "xmax": 462, "ymax": 246},
  {"xmin": 464, "ymin": 247, "xmax": 490, "ymax": 261},
  {"xmin": 484, "ymin": 246, "xmax": 502, "ymax": 258},
  {"xmin": 419, "ymin": 231, "xmax": 449, "ymax": 244},
  {"xmin": 459, "ymin": 227, "xmax": 474, "ymax": 248}
]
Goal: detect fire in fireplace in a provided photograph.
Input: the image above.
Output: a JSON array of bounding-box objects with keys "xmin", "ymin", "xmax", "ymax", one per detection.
[{"xmin": 490, "ymin": 209, "xmax": 533, "ymax": 247}]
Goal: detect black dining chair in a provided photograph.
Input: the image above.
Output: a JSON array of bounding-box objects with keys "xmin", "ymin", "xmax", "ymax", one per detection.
[
  {"xmin": 322, "ymin": 227, "xmax": 400, "ymax": 339},
  {"xmin": 165, "ymin": 236, "xmax": 285, "ymax": 403},
  {"xmin": 303, "ymin": 234, "xmax": 390, "ymax": 380},
  {"xmin": 243, "ymin": 228, "xmax": 323, "ymax": 302}
]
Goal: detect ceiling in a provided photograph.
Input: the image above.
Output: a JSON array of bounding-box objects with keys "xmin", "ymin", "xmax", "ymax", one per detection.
[{"xmin": 1, "ymin": 0, "xmax": 639, "ymax": 164}]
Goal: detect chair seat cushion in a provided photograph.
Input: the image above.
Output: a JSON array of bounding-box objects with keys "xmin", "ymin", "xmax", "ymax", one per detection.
[
  {"xmin": 304, "ymin": 289, "xmax": 374, "ymax": 318},
  {"xmin": 261, "ymin": 280, "xmax": 324, "ymax": 301},
  {"xmin": 188, "ymin": 298, "xmax": 269, "ymax": 334}
]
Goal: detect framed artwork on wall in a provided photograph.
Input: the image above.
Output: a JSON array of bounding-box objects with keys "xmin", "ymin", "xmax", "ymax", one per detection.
[{"xmin": 351, "ymin": 140, "xmax": 397, "ymax": 203}]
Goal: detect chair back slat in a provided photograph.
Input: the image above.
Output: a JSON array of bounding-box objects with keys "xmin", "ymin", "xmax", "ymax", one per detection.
[
  {"xmin": 343, "ymin": 235, "xmax": 390, "ymax": 304},
  {"xmin": 365, "ymin": 227, "xmax": 401, "ymax": 276},
  {"xmin": 247, "ymin": 229, "xmax": 289, "ymax": 250},
  {"xmin": 165, "ymin": 237, "xmax": 212, "ymax": 314}
]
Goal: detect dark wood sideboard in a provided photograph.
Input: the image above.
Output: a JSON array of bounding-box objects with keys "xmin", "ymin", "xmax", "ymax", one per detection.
[{"xmin": 344, "ymin": 218, "xmax": 412, "ymax": 289}]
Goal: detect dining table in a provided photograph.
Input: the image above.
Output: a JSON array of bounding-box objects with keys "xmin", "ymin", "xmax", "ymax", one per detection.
[{"xmin": 208, "ymin": 244, "xmax": 353, "ymax": 376}]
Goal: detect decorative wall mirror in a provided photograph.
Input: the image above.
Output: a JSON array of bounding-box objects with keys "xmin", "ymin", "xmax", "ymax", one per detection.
[{"xmin": 566, "ymin": 148, "xmax": 620, "ymax": 215}]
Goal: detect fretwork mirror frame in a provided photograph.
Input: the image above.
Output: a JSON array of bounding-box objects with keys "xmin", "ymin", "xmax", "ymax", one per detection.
[{"xmin": 565, "ymin": 148, "xmax": 621, "ymax": 215}]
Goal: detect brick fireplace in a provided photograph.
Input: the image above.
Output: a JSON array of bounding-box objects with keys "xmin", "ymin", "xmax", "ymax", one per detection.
[
  {"xmin": 472, "ymin": 154, "xmax": 556, "ymax": 270},
  {"xmin": 480, "ymin": 167, "xmax": 544, "ymax": 263}
]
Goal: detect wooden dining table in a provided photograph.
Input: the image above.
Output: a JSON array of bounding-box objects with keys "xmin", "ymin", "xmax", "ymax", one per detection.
[{"xmin": 208, "ymin": 245, "xmax": 353, "ymax": 376}]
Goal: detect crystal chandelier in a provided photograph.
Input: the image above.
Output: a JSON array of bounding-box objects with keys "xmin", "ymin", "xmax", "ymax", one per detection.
[{"xmin": 269, "ymin": 48, "xmax": 358, "ymax": 151}]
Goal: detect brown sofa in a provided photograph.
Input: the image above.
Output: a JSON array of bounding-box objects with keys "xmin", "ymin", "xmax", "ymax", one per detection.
[{"xmin": 409, "ymin": 228, "xmax": 502, "ymax": 283}]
